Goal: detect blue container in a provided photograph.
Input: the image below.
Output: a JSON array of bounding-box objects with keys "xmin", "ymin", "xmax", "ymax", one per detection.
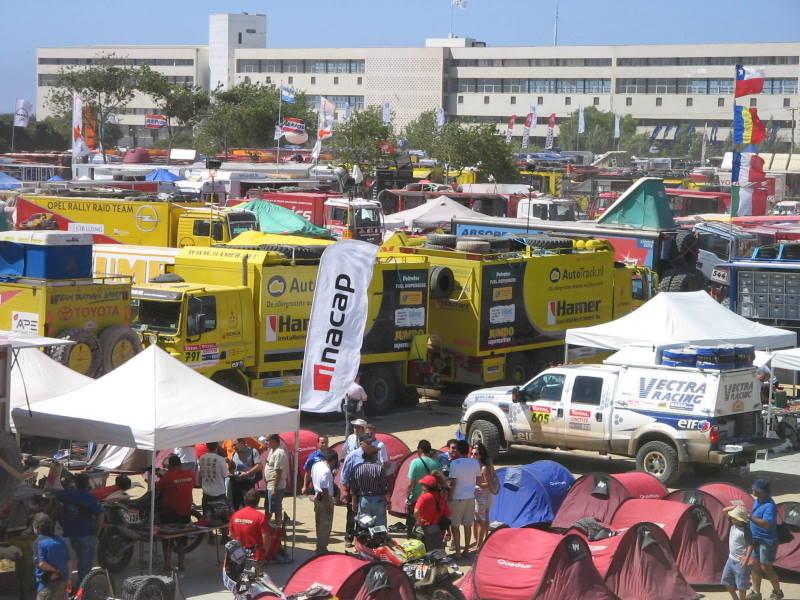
[
  {"xmin": 0, "ymin": 242, "xmax": 24, "ymax": 277},
  {"xmin": 734, "ymin": 344, "xmax": 756, "ymax": 369},
  {"xmin": 662, "ymin": 347, "xmax": 697, "ymax": 367},
  {"xmin": 0, "ymin": 232, "xmax": 93, "ymax": 280}
]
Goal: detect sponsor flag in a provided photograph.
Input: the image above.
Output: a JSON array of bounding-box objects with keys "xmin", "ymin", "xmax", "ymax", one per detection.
[
  {"xmin": 71, "ymin": 93, "xmax": 88, "ymax": 158},
  {"xmin": 735, "ymin": 64, "xmax": 765, "ymax": 97},
  {"xmin": 505, "ymin": 114, "xmax": 517, "ymax": 144},
  {"xmin": 521, "ymin": 111, "xmax": 534, "ymax": 150},
  {"xmin": 83, "ymin": 105, "xmax": 98, "ymax": 150},
  {"xmin": 318, "ymin": 97, "xmax": 336, "ymax": 140},
  {"xmin": 13, "ymin": 99, "xmax": 32, "ymax": 128},
  {"xmin": 280, "ymin": 85, "xmax": 296, "ymax": 104},
  {"xmin": 578, "ymin": 107, "xmax": 585, "ymax": 134},
  {"xmin": 298, "ymin": 241, "xmax": 378, "ymax": 413},
  {"xmin": 274, "ymin": 126, "xmax": 282, "ymax": 140},
  {"xmin": 731, "ymin": 151, "xmax": 765, "ymax": 216},
  {"xmin": 282, "ymin": 117, "xmax": 305, "ymax": 134},
  {"xmin": 733, "ymin": 106, "xmax": 766, "ymax": 145},
  {"xmin": 614, "ymin": 113, "xmax": 621, "ymax": 139},
  {"xmin": 382, "ymin": 101, "xmax": 392, "ymax": 125},
  {"xmin": 144, "ymin": 114, "xmax": 168, "ymax": 129},
  {"xmin": 343, "ymin": 101, "xmax": 352, "ymax": 122},
  {"xmin": 435, "ymin": 106, "xmax": 445, "ymax": 131},
  {"xmin": 311, "ymin": 139, "xmax": 322, "ymax": 161},
  {"xmin": 544, "ymin": 113, "xmax": 556, "ymax": 150}
]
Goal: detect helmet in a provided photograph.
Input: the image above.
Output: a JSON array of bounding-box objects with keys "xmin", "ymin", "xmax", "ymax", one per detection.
[{"xmin": 401, "ymin": 539, "xmax": 426, "ymax": 560}]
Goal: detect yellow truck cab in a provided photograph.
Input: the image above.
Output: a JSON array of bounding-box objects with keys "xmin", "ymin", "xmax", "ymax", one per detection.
[{"xmin": 131, "ymin": 232, "xmax": 431, "ymax": 412}]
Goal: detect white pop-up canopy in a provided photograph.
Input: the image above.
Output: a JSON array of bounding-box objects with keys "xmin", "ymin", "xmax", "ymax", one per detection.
[
  {"xmin": 11, "ymin": 345, "xmax": 299, "ymax": 449},
  {"xmin": 771, "ymin": 347, "xmax": 800, "ymax": 371},
  {"xmin": 566, "ymin": 291, "xmax": 797, "ymax": 351},
  {"xmin": 384, "ymin": 195, "xmax": 485, "ymax": 230}
]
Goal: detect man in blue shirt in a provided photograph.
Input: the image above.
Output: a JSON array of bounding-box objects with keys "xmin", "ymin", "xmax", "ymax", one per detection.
[
  {"xmin": 56, "ymin": 473, "xmax": 104, "ymax": 585},
  {"xmin": 749, "ymin": 478, "xmax": 783, "ymax": 600},
  {"xmin": 300, "ymin": 435, "xmax": 338, "ymax": 495},
  {"xmin": 32, "ymin": 513, "xmax": 70, "ymax": 600}
]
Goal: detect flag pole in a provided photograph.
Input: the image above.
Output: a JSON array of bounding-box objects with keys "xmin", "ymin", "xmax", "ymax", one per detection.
[
  {"xmin": 277, "ymin": 81, "xmax": 283, "ymax": 165},
  {"xmin": 10, "ymin": 124, "xmax": 15, "ymax": 153}
]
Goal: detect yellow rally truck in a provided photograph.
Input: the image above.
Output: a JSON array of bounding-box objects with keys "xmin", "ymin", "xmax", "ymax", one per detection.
[
  {"xmin": 0, "ymin": 231, "xmax": 141, "ymax": 376},
  {"xmin": 388, "ymin": 234, "xmax": 641, "ymax": 389},
  {"xmin": 130, "ymin": 232, "xmax": 431, "ymax": 413},
  {"xmin": 15, "ymin": 193, "xmax": 258, "ymax": 247}
]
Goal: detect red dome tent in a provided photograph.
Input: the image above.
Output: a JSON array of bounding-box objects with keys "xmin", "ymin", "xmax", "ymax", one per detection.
[
  {"xmin": 389, "ymin": 451, "xmax": 417, "ymax": 517},
  {"xmin": 571, "ymin": 523, "xmax": 699, "ymax": 600},
  {"xmin": 551, "ymin": 471, "xmax": 667, "ymax": 530},
  {"xmin": 278, "ymin": 428, "xmax": 321, "ymax": 494},
  {"xmin": 666, "ymin": 482, "xmax": 752, "ymax": 542},
  {"xmin": 330, "ymin": 433, "xmax": 411, "ymax": 504},
  {"xmin": 456, "ymin": 528, "xmax": 616, "ymax": 600},
  {"xmin": 283, "ymin": 553, "xmax": 415, "ymax": 599},
  {"xmin": 610, "ymin": 499, "xmax": 725, "ymax": 585},
  {"xmin": 776, "ymin": 501, "xmax": 800, "ymax": 573}
]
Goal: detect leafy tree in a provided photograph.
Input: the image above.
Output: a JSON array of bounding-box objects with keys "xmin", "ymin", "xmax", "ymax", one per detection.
[
  {"xmin": 0, "ymin": 114, "xmax": 70, "ymax": 153},
  {"xmin": 556, "ymin": 107, "xmax": 638, "ymax": 154},
  {"xmin": 402, "ymin": 109, "xmax": 439, "ymax": 157},
  {"xmin": 47, "ymin": 54, "xmax": 144, "ymax": 162},
  {"xmin": 328, "ymin": 106, "xmax": 395, "ymax": 174}
]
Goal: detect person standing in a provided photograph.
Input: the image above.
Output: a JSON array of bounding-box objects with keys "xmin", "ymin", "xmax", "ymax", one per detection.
[
  {"xmin": 721, "ymin": 506, "xmax": 753, "ymax": 600},
  {"xmin": 364, "ymin": 424, "xmax": 390, "ymax": 471},
  {"xmin": 348, "ymin": 438, "xmax": 389, "ymax": 527},
  {"xmin": 262, "ymin": 434, "xmax": 289, "ymax": 525},
  {"xmin": 748, "ymin": 479, "xmax": 783, "ymax": 600},
  {"xmin": 155, "ymin": 454, "xmax": 195, "ymax": 572},
  {"xmin": 228, "ymin": 438, "xmax": 262, "ymax": 510},
  {"xmin": 32, "ymin": 513, "xmax": 71, "ymax": 600},
  {"xmin": 56, "ymin": 473, "xmax": 104, "ymax": 585},
  {"xmin": 471, "ymin": 441, "xmax": 499, "ymax": 549},
  {"xmin": 447, "ymin": 440, "xmax": 481, "ymax": 558},
  {"xmin": 301, "ymin": 436, "xmax": 334, "ymax": 495},
  {"xmin": 198, "ymin": 442, "xmax": 229, "ymax": 516},
  {"xmin": 311, "ymin": 450, "xmax": 338, "ymax": 553},
  {"xmin": 414, "ymin": 474, "xmax": 450, "ymax": 551},
  {"xmin": 342, "ymin": 419, "xmax": 367, "ymax": 458},
  {"xmin": 228, "ymin": 490, "xmax": 271, "ymax": 561},
  {"xmin": 343, "ymin": 374, "xmax": 367, "ymax": 437},
  {"xmin": 405, "ymin": 440, "xmax": 442, "ymax": 535}
]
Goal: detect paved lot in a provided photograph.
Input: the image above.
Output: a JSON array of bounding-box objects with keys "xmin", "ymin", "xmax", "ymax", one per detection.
[{"xmin": 109, "ymin": 400, "xmax": 800, "ymax": 599}]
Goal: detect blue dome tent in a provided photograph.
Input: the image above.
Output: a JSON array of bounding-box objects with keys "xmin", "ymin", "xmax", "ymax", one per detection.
[
  {"xmin": 144, "ymin": 168, "xmax": 181, "ymax": 182},
  {"xmin": 489, "ymin": 460, "xmax": 575, "ymax": 528},
  {"xmin": 0, "ymin": 172, "xmax": 22, "ymax": 190},
  {"xmin": 47, "ymin": 175, "xmax": 65, "ymax": 182}
]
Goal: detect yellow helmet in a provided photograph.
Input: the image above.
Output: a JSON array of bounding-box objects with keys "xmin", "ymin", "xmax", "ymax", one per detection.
[{"xmin": 401, "ymin": 539, "xmax": 427, "ymax": 560}]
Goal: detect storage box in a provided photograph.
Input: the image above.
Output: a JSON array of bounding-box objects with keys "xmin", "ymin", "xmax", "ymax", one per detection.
[{"xmin": 0, "ymin": 231, "xmax": 92, "ymax": 279}]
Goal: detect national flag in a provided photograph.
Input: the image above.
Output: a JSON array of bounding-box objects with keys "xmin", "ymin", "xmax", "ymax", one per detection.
[
  {"xmin": 735, "ymin": 64, "xmax": 765, "ymax": 98},
  {"xmin": 505, "ymin": 114, "xmax": 517, "ymax": 144},
  {"xmin": 731, "ymin": 151, "xmax": 766, "ymax": 216},
  {"xmin": 733, "ymin": 106, "xmax": 766, "ymax": 145},
  {"xmin": 71, "ymin": 93, "xmax": 88, "ymax": 158},
  {"xmin": 578, "ymin": 107, "xmax": 585, "ymax": 134},
  {"xmin": 544, "ymin": 113, "xmax": 556, "ymax": 150},
  {"xmin": 382, "ymin": 101, "xmax": 392, "ymax": 125},
  {"xmin": 280, "ymin": 85, "xmax": 296, "ymax": 104},
  {"xmin": 613, "ymin": 113, "xmax": 621, "ymax": 139},
  {"xmin": 13, "ymin": 99, "xmax": 32, "ymax": 128}
]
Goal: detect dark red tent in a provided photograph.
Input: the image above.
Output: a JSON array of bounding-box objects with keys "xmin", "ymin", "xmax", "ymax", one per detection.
[
  {"xmin": 571, "ymin": 523, "xmax": 699, "ymax": 600},
  {"xmin": 278, "ymin": 429, "xmax": 321, "ymax": 494},
  {"xmin": 389, "ymin": 451, "xmax": 417, "ymax": 517},
  {"xmin": 330, "ymin": 433, "xmax": 411, "ymax": 505},
  {"xmin": 666, "ymin": 483, "xmax": 752, "ymax": 543},
  {"xmin": 283, "ymin": 552, "xmax": 415, "ymax": 599},
  {"xmin": 551, "ymin": 471, "xmax": 667, "ymax": 530},
  {"xmin": 776, "ymin": 501, "xmax": 800, "ymax": 572},
  {"xmin": 698, "ymin": 482, "xmax": 753, "ymax": 511},
  {"xmin": 456, "ymin": 528, "xmax": 616, "ymax": 600},
  {"xmin": 611, "ymin": 499, "xmax": 725, "ymax": 585}
]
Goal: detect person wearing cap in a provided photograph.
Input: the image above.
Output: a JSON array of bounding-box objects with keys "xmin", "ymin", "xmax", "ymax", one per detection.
[
  {"xmin": 364, "ymin": 424, "xmax": 390, "ymax": 470},
  {"xmin": 343, "ymin": 374, "xmax": 368, "ymax": 438},
  {"xmin": 405, "ymin": 440, "xmax": 442, "ymax": 535},
  {"xmin": 748, "ymin": 478, "xmax": 783, "ymax": 600},
  {"xmin": 722, "ymin": 505, "xmax": 753, "ymax": 600},
  {"xmin": 348, "ymin": 436, "xmax": 389, "ymax": 528},
  {"xmin": 342, "ymin": 419, "xmax": 368, "ymax": 458},
  {"xmin": 340, "ymin": 433, "xmax": 385, "ymax": 544},
  {"xmin": 414, "ymin": 474, "xmax": 450, "ymax": 551}
]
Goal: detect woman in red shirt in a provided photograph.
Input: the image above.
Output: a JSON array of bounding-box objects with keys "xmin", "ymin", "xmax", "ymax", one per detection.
[{"xmin": 413, "ymin": 474, "xmax": 450, "ymax": 551}]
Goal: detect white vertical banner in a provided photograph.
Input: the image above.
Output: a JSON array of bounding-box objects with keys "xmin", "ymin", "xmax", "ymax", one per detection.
[
  {"xmin": 13, "ymin": 99, "xmax": 33, "ymax": 128},
  {"xmin": 298, "ymin": 241, "xmax": 378, "ymax": 413},
  {"xmin": 435, "ymin": 107, "xmax": 445, "ymax": 131},
  {"xmin": 578, "ymin": 106, "xmax": 585, "ymax": 134},
  {"xmin": 382, "ymin": 101, "xmax": 392, "ymax": 125},
  {"xmin": 343, "ymin": 101, "xmax": 352, "ymax": 122},
  {"xmin": 71, "ymin": 92, "xmax": 88, "ymax": 158},
  {"xmin": 613, "ymin": 113, "xmax": 621, "ymax": 139}
]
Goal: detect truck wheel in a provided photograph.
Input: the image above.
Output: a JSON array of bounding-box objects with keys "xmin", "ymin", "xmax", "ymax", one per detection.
[
  {"xmin": 673, "ymin": 231, "xmax": 699, "ymax": 259},
  {"xmin": 211, "ymin": 370, "xmax": 249, "ymax": 396},
  {"xmin": 455, "ymin": 240, "xmax": 491, "ymax": 254},
  {"xmin": 363, "ymin": 366, "xmax": 398, "ymax": 416},
  {"xmin": 505, "ymin": 353, "xmax": 532, "ymax": 386},
  {"xmin": 430, "ymin": 266, "xmax": 455, "ymax": 298},
  {"xmin": 49, "ymin": 328, "xmax": 101, "ymax": 377},
  {"xmin": 468, "ymin": 420, "xmax": 502, "ymax": 460},
  {"xmin": 426, "ymin": 233, "xmax": 457, "ymax": 248},
  {"xmin": 98, "ymin": 326, "xmax": 143, "ymax": 374},
  {"xmin": 636, "ymin": 440, "xmax": 679, "ymax": 485}
]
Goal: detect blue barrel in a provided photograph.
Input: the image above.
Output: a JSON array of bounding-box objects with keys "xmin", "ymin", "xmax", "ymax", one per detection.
[
  {"xmin": 661, "ymin": 359, "xmax": 684, "ymax": 368},
  {"xmin": 662, "ymin": 347, "xmax": 697, "ymax": 367},
  {"xmin": 734, "ymin": 344, "xmax": 755, "ymax": 369}
]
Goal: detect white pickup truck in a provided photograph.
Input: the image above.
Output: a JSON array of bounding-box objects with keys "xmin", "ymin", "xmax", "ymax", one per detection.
[{"xmin": 459, "ymin": 362, "xmax": 765, "ymax": 484}]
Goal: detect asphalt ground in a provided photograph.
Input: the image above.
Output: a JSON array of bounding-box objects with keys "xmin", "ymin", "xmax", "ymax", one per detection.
[{"xmin": 90, "ymin": 399, "xmax": 800, "ymax": 599}]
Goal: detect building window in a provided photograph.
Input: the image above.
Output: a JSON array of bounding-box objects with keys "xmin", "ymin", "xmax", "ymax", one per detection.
[
  {"xmin": 625, "ymin": 97, "xmax": 632, "ymax": 106},
  {"xmin": 357, "ymin": 76, "xmax": 363, "ymax": 85},
  {"xmin": 686, "ymin": 98, "xmax": 693, "ymax": 107},
  {"xmin": 283, "ymin": 60, "xmax": 304, "ymax": 73},
  {"xmin": 266, "ymin": 77, "xmax": 271, "ymax": 84},
  {"xmin": 483, "ymin": 96, "xmax": 490, "ymax": 104},
  {"xmin": 246, "ymin": 28, "xmax": 256, "ymax": 34},
  {"xmin": 785, "ymin": 98, "xmax": 792, "ymax": 107},
  {"xmin": 458, "ymin": 95, "xmax": 464, "ymax": 104},
  {"xmin": 537, "ymin": 96, "xmax": 544, "ymax": 105},
  {"xmin": 718, "ymin": 97, "xmax": 725, "ymax": 107},
  {"xmin": 334, "ymin": 76, "xmax": 339, "ymax": 85},
  {"xmin": 510, "ymin": 96, "xmax": 516, "ymax": 105},
  {"xmin": 238, "ymin": 32, "xmax": 242, "ymax": 44},
  {"xmin": 750, "ymin": 97, "xmax": 757, "ymax": 107},
  {"xmin": 565, "ymin": 97, "xmax": 571, "ymax": 105},
  {"xmin": 310, "ymin": 77, "xmax": 316, "ymax": 84},
  {"xmin": 288, "ymin": 76, "xmax": 293, "ymax": 84},
  {"xmin": 593, "ymin": 96, "xmax": 600, "ymax": 106}
]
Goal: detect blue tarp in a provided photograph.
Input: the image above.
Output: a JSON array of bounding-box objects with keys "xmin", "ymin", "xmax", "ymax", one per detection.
[
  {"xmin": 144, "ymin": 168, "xmax": 181, "ymax": 182},
  {"xmin": 0, "ymin": 172, "xmax": 22, "ymax": 190},
  {"xmin": 489, "ymin": 460, "xmax": 575, "ymax": 527},
  {"xmin": 47, "ymin": 175, "xmax": 65, "ymax": 181}
]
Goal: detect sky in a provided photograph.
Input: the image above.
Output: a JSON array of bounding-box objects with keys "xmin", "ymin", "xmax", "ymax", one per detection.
[{"xmin": 1, "ymin": 0, "xmax": 798, "ymax": 112}]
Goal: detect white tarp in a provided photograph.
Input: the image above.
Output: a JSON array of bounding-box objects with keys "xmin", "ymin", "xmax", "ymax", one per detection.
[
  {"xmin": 566, "ymin": 291, "xmax": 796, "ymax": 351},
  {"xmin": 11, "ymin": 345, "xmax": 299, "ymax": 450},
  {"xmin": 771, "ymin": 347, "xmax": 800, "ymax": 371},
  {"xmin": 384, "ymin": 196, "xmax": 485, "ymax": 230}
]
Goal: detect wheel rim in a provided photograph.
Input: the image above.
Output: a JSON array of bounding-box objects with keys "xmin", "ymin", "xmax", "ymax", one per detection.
[
  {"xmin": 470, "ymin": 429, "xmax": 484, "ymax": 446},
  {"xmin": 110, "ymin": 339, "xmax": 136, "ymax": 368},
  {"xmin": 643, "ymin": 451, "xmax": 667, "ymax": 477},
  {"xmin": 509, "ymin": 365, "xmax": 526, "ymax": 385},
  {"xmin": 67, "ymin": 343, "xmax": 94, "ymax": 374}
]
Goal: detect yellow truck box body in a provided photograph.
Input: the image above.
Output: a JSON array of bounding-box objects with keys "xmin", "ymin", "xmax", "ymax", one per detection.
[{"xmin": 93, "ymin": 244, "xmax": 180, "ymax": 285}]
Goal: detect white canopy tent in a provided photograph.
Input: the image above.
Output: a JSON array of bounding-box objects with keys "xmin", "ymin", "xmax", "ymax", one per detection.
[
  {"xmin": 771, "ymin": 348, "xmax": 800, "ymax": 371},
  {"xmin": 383, "ymin": 195, "xmax": 485, "ymax": 230},
  {"xmin": 565, "ymin": 291, "xmax": 796, "ymax": 352}
]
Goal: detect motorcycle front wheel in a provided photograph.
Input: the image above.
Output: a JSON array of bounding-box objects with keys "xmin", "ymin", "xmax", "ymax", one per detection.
[{"xmin": 416, "ymin": 581, "xmax": 466, "ymax": 600}]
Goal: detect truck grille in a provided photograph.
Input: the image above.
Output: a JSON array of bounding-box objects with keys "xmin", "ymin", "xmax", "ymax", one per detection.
[{"xmin": 737, "ymin": 269, "xmax": 800, "ymax": 321}]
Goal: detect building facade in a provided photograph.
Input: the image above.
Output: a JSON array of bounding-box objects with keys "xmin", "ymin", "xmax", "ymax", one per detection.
[{"xmin": 35, "ymin": 13, "xmax": 800, "ymax": 148}]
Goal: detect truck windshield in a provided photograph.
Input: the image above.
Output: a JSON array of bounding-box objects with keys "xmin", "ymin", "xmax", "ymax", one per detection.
[
  {"xmin": 355, "ymin": 207, "xmax": 382, "ymax": 227},
  {"xmin": 521, "ymin": 373, "xmax": 565, "ymax": 401},
  {"xmin": 133, "ymin": 300, "xmax": 181, "ymax": 334},
  {"xmin": 229, "ymin": 214, "xmax": 259, "ymax": 237}
]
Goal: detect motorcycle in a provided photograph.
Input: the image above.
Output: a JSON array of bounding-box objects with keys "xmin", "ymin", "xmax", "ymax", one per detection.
[{"xmin": 351, "ymin": 514, "xmax": 464, "ymax": 600}]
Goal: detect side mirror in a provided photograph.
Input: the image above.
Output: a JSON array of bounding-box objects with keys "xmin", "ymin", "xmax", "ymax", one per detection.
[
  {"xmin": 187, "ymin": 312, "xmax": 206, "ymax": 337},
  {"xmin": 511, "ymin": 386, "xmax": 521, "ymax": 402}
]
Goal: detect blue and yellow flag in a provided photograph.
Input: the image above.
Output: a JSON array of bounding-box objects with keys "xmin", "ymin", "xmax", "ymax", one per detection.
[{"xmin": 733, "ymin": 106, "xmax": 766, "ymax": 145}]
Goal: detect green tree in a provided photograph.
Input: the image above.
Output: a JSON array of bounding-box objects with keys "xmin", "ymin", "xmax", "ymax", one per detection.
[
  {"xmin": 328, "ymin": 106, "xmax": 395, "ymax": 174},
  {"xmin": 138, "ymin": 68, "xmax": 210, "ymax": 162},
  {"xmin": 47, "ymin": 54, "xmax": 144, "ymax": 162},
  {"xmin": 401, "ymin": 109, "xmax": 439, "ymax": 157},
  {"xmin": 557, "ymin": 107, "xmax": 639, "ymax": 154},
  {"xmin": 0, "ymin": 114, "xmax": 71, "ymax": 153}
]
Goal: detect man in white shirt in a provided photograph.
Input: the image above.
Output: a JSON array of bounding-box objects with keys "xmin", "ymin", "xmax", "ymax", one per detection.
[
  {"xmin": 447, "ymin": 439, "xmax": 482, "ymax": 557},
  {"xmin": 262, "ymin": 434, "xmax": 289, "ymax": 525},
  {"xmin": 310, "ymin": 450, "xmax": 338, "ymax": 553},
  {"xmin": 198, "ymin": 442, "xmax": 229, "ymax": 516},
  {"xmin": 342, "ymin": 419, "xmax": 368, "ymax": 458},
  {"xmin": 364, "ymin": 424, "xmax": 392, "ymax": 475},
  {"xmin": 343, "ymin": 374, "xmax": 368, "ymax": 437}
]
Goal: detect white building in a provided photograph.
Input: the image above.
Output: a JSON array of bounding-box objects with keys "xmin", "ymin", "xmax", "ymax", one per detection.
[{"xmin": 35, "ymin": 13, "xmax": 800, "ymax": 148}]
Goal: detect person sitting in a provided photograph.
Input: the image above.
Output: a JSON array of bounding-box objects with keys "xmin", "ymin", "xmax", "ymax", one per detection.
[{"xmin": 228, "ymin": 489, "xmax": 271, "ymax": 561}]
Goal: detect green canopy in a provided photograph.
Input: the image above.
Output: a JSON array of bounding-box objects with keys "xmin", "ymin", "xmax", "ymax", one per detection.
[
  {"xmin": 240, "ymin": 200, "xmax": 333, "ymax": 239},
  {"xmin": 596, "ymin": 177, "xmax": 675, "ymax": 230}
]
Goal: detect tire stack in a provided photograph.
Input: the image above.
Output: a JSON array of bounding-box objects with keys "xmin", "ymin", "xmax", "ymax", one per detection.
[
  {"xmin": 47, "ymin": 325, "xmax": 143, "ymax": 378},
  {"xmin": 424, "ymin": 233, "xmax": 573, "ymax": 254}
]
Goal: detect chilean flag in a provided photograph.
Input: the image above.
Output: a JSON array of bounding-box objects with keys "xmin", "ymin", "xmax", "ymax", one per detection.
[{"xmin": 735, "ymin": 64, "xmax": 765, "ymax": 97}]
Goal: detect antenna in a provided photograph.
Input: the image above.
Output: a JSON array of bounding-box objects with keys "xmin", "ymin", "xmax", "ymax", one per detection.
[{"xmin": 553, "ymin": 2, "xmax": 559, "ymax": 47}]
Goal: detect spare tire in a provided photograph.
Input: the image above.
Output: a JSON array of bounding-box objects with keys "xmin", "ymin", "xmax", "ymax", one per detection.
[
  {"xmin": 430, "ymin": 266, "xmax": 455, "ymax": 298},
  {"xmin": 659, "ymin": 272, "xmax": 703, "ymax": 293},
  {"xmin": 425, "ymin": 233, "xmax": 457, "ymax": 248},
  {"xmin": 455, "ymin": 240, "xmax": 491, "ymax": 254},
  {"xmin": 459, "ymin": 235, "xmax": 511, "ymax": 252},
  {"xmin": 422, "ymin": 243, "xmax": 452, "ymax": 251},
  {"xmin": 48, "ymin": 328, "xmax": 101, "ymax": 377},
  {"xmin": 99, "ymin": 326, "xmax": 143, "ymax": 375},
  {"xmin": 525, "ymin": 235, "xmax": 574, "ymax": 250},
  {"xmin": 673, "ymin": 231, "xmax": 699, "ymax": 258}
]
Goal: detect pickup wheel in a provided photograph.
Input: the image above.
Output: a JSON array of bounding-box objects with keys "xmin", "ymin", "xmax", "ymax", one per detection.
[
  {"xmin": 636, "ymin": 440, "xmax": 679, "ymax": 485},
  {"xmin": 468, "ymin": 420, "xmax": 502, "ymax": 460},
  {"xmin": 363, "ymin": 366, "xmax": 398, "ymax": 416}
]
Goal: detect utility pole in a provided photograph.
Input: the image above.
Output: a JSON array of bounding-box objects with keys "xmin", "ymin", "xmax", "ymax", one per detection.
[
  {"xmin": 553, "ymin": 2, "xmax": 559, "ymax": 46},
  {"xmin": 789, "ymin": 106, "xmax": 797, "ymax": 156}
]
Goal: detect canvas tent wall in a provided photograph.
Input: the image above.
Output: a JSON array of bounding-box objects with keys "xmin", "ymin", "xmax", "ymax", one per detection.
[
  {"xmin": 389, "ymin": 451, "xmax": 417, "ymax": 517},
  {"xmin": 489, "ymin": 460, "xmax": 575, "ymax": 528},
  {"xmin": 551, "ymin": 471, "xmax": 667, "ymax": 530},
  {"xmin": 383, "ymin": 195, "xmax": 485, "ymax": 230},
  {"xmin": 565, "ymin": 291, "xmax": 796, "ymax": 351},
  {"xmin": 776, "ymin": 501, "xmax": 800, "ymax": 573},
  {"xmin": 572, "ymin": 522, "xmax": 699, "ymax": 600},
  {"xmin": 278, "ymin": 429, "xmax": 322, "ymax": 494},
  {"xmin": 283, "ymin": 553, "xmax": 415, "ymax": 599},
  {"xmin": 456, "ymin": 528, "xmax": 616, "ymax": 600},
  {"xmin": 610, "ymin": 499, "xmax": 725, "ymax": 585},
  {"xmin": 666, "ymin": 482, "xmax": 753, "ymax": 542}
]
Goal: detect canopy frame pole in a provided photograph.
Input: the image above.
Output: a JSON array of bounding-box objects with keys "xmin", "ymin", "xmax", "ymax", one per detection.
[
  {"xmin": 767, "ymin": 368, "xmax": 775, "ymax": 439},
  {"xmin": 148, "ymin": 449, "xmax": 156, "ymax": 573},
  {"xmin": 563, "ymin": 342, "xmax": 569, "ymax": 364},
  {"xmin": 291, "ymin": 429, "xmax": 299, "ymax": 560}
]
